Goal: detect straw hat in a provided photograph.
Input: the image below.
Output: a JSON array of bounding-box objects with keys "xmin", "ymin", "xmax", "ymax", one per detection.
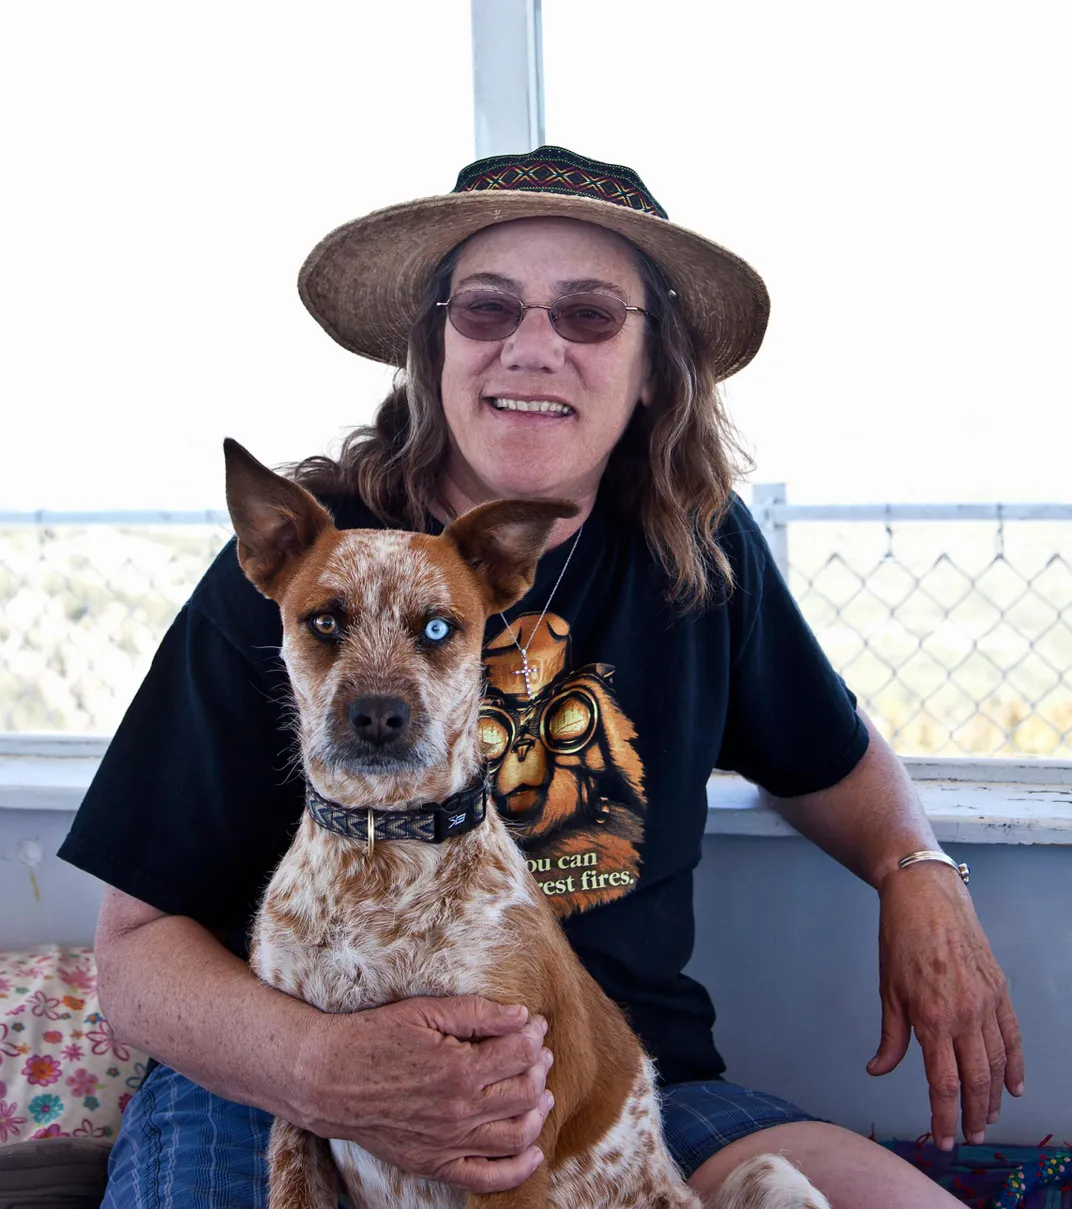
[{"xmin": 298, "ymin": 146, "xmax": 769, "ymax": 383}]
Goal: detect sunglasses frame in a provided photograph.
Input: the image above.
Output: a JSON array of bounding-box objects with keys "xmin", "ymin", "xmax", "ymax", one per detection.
[{"xmin": 437, "ymin": 289, "xmax": 650, "ymax": 344}]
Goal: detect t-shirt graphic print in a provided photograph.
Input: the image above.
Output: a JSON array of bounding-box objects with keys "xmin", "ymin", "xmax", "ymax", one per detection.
[{"xmin": 479, "ymin": 612, "xmax": 647, "ymax": 918}]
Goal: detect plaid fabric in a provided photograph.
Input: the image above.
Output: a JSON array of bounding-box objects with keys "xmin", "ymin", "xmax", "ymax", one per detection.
[
  {"xmin": 99, "ymin": 1066, "xmax": 818, "ymax": 1203},
  {"xmin": 95, "ymin": 1063, "xmax": 1072, "ymax": 1206},
  {"xmin": 101, "ymin": 1064, "xmax": 272, "ymax": 1208},
  {"xmin": 659, "ymin": 1078, "xmax": 823, "ymax": 1179}
]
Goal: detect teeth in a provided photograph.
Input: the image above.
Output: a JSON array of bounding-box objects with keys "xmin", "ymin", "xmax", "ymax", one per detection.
[{"xmin": 491, "ymin": 398, "xmax": 572, "ymax": 415}]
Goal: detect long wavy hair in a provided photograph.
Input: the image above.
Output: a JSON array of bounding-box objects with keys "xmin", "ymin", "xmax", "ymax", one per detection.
[{"xmin": 288, "ymin": 240, "xmax": 753, "ymax": 609}]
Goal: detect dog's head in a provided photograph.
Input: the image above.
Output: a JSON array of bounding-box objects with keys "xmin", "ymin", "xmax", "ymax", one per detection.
[{"xmin": 223, "ymin": 439, "xmax": 577, "ymax": 805}]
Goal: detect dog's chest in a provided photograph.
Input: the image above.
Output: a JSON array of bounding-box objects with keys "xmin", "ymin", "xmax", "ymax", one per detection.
[
  {"xmin": 251, "ymin": 830, "xmax": 531, "ymax": 1012},
  {"xmin": 330, "ymin": 1144, "xmax": 465, "ymax": 1209}
]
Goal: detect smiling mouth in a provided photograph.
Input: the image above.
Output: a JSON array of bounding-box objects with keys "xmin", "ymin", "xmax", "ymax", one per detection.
[{"xmin": 487, "ymin": 397, "xmax": 575, "ymax": 416}]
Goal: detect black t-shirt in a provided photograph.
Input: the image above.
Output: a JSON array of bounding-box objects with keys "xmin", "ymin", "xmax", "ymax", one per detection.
[{"xmin": 59, "ymin": 488, "xmax": 867, "ymax": 1085}]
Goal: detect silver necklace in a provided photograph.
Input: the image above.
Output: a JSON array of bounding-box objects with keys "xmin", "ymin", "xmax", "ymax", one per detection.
[{"xmin": 499, "ymin": 524, "xmax": 583, "ymax": 697}]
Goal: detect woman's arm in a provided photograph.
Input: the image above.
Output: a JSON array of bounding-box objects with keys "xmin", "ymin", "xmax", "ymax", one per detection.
[
  {"xmin": 94, "ymin": 888, "xmax": 553, "ymax": 1192},
  {"xmin": 764, "ymin": 711, "xmax": 1024, "ymax": 1152},
  {"xmin": 765, "ymin": 710, "xmax": 937, "ymax": 889}
]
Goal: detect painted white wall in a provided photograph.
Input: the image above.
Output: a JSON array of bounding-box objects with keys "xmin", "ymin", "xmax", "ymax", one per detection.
[
  {"xmin": 687, "ymin": 835, "xmax": 1072, "ymax": 1142},
  {"xmin": 1, "ymin": 810, "xmax": 104, "ymax": 948}
]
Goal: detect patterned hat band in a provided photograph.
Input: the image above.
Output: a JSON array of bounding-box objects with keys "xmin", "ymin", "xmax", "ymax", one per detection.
[
  {"xmin": 298, "ymin": 144, "xmax": 770, "ymax": 380},
  {"xmin": 454, "ymin": 146, "xmax": 670, "ymax": 220}
]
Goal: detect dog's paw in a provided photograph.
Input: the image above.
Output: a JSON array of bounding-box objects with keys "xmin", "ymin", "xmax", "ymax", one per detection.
[{"xmin": 706, "ymin": 1153, "xmax": 831, "ymax": 1209}]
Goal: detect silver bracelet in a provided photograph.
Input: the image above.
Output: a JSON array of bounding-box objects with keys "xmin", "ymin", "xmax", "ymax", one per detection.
[{"xmin": 898, "ymin": 849, "xmax": 970, "ymax": 885}]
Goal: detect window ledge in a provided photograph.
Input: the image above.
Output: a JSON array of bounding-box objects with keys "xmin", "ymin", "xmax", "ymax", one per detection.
[
  {"xmin": 1, "ymin": 737, "xmax": 1070, "ymax": 846},
  {"xmin": 706, "ymin": 761, "xmax": 1072, "ymax": 845}
]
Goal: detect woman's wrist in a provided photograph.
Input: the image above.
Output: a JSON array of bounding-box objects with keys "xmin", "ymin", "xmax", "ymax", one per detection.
[
  {"xmin": 875, "ymin": 850, "xmax": 973, "ymax": 898},
  {"xmin": 283, "ymin": 1002, "xmax": 341, "ymax": 1130}
]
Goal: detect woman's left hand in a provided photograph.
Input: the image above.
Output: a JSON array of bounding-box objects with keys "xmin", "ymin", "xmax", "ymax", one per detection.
[{"xmin": 867, "ymin": 862, "xmax": 1024, "ymax": 1152}]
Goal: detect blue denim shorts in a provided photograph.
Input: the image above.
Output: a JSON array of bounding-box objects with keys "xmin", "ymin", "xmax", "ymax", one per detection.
[{"xmin": 102, "ymin": 1064, "xmax": 820, "ymax": 1206}]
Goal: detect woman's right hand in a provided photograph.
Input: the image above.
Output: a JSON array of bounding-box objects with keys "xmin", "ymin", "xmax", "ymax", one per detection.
[{"xmin": 288, "ymin": 995, "xmax": 555, "ymax": 1193}]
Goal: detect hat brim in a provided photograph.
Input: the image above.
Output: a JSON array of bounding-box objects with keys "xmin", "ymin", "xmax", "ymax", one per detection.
[{"xmin": 298, "ymin": 190, "xmax": 770, "ymax": 382}]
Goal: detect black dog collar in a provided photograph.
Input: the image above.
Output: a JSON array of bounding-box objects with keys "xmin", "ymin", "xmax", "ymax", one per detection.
[{"xmin": 306, "ymin": 779, "xmax": 487, "ymax": 845}]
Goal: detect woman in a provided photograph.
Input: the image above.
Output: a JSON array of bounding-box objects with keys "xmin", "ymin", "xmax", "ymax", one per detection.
[{"xmin": 61, "ymin": 146, "xmax": 1022, "ymax": 1207}]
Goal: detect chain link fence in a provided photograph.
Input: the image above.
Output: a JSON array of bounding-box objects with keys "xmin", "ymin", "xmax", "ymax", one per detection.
[
  {"xmin": 754, "ymin": 488, "xmax": 1072, "ymax": 758},
  {"xmin": 2, "ymin": 492, "xmax": 1071, "ymax": 757},
  {"xmin": 0, "ymin": 514, "xmax": 231, "ymax": 735}
]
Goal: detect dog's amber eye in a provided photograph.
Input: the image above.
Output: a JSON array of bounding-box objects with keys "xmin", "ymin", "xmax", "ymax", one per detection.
[{"xmin": 309, "ymin": 613, "xmax": 339, "ymax": 639}]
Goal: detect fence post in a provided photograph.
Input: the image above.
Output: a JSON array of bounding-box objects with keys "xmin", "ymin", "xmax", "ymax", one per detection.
[{"xmin": 752, "ymin": 482, "xmax": 790, "ymax": 580}]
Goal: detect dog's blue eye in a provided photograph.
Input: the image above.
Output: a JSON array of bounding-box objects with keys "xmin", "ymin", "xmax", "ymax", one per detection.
[{"xmin": 424, "ymin": 617, "xmax": 451, "ymax": 642}]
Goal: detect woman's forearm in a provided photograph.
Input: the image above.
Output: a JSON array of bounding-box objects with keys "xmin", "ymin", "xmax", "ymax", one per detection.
[
  {"xmin": 94, "ymin": 889, "xmax": 315, "ymax": 1119},
  {"xmin": 93, "ymin": 888, "xmax": 556, "ymax": 1189},
  {"xmin": 765, "ymin": 710, "xmax": 940, "ymax": 890}
]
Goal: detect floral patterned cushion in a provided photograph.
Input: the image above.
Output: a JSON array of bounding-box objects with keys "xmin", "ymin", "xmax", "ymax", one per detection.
[{"xmin": 0, "ymin": 946, "xmax": 147, "ymax": 1146}]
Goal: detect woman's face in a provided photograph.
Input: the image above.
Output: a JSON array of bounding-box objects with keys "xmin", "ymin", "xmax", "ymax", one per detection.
[{"xmin": 439, "ymin": 217, "xmax": 653, "ymax": 507}]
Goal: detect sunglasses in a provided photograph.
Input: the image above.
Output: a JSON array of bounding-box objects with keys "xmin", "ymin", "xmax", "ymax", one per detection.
[{"xmin": 437, "ymin": 289, "xmax": 650, "ymax": 344}]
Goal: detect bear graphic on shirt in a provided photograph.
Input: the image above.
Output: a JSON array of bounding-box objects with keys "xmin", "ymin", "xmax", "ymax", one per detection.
[{"xmin": 479, "ymin": 613, "xmax": 647, "ymax": 918}]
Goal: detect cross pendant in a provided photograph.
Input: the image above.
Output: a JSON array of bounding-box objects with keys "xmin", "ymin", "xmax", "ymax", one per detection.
[{"xmin": 513, "ymin": 652, "xmax": 535, "ymax": 696}]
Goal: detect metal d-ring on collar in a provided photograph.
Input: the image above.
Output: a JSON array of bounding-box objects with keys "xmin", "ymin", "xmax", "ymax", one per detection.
[{"xmin": 305, "ymin": 778, "xmax": 488, "ymax": 847}]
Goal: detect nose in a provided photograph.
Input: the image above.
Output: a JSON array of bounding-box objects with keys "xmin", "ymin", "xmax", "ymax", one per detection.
[
  {"xmin": 347, "ymin": 696, "xmax": 410, "ymax": 746},
  {"xmin": 500, "ymin": 306, "xmax": 565, "ymax": 372}
]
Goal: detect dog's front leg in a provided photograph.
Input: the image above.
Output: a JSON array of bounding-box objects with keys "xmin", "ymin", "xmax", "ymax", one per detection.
[{"xmin": 266, "ymin": 1117, "xmax": 339, "ymax": 1209}]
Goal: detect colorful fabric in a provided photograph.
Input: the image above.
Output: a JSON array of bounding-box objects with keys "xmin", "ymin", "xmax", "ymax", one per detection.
[
  {"xmin": 882, "ymin": 1138, "xmax": 1072, "ymax": 1207},
  {"xmin": 0, "ymin": 946, "xmax": 147, "ymax": 1147},
  {"xmin": 453, "ymin": 145, "xmax": 670, "ymax": 218}
]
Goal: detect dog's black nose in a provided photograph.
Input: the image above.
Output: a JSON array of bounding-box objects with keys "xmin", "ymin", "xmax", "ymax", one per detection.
[{"xmin": 348, "ymin": 696, "xmax": 410, "ymax": 746}]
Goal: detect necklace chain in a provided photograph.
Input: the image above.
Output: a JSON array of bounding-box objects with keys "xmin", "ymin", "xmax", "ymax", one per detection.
[{"xmin": 499, "ymin": 524, "xmax": 583, "ymax": 696}]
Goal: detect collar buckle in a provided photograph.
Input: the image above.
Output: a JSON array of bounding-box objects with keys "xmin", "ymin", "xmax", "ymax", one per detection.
[{"xmin": 431, "ymin": 788, "xmax": 486, "ymax": 843}]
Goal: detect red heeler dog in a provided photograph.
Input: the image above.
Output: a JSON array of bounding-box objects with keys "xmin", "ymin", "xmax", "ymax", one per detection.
[{"xmin": 224, "ymin": 439, "xmax": 830, "ymax": 1209}]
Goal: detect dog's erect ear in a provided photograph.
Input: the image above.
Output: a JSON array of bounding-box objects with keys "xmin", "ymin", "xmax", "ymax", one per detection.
[
  {"xmin": 223, "ymin": 438, "xmax": 334, "ymax": 598},
  {"xmin": 444, "ymin": 499, "xmax": 580, "ymax": 614}
]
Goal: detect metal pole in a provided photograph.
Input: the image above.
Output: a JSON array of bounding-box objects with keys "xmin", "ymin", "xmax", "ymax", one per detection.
[
  {"xmin": 751, "ymin": 482, "xmax": 790, "ymax": 580},
  {"xmin": 470, "ymin": 0, "xmax": 545, "ymax": 158}
]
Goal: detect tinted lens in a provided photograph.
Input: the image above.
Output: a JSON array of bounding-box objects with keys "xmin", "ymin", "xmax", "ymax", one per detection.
[
  {"xmin": 446, "ymin": 291, "xmax": 523, "ymax": 340},
  {"xmin": 549, "ymin": 293, "xmax": 628, "ymax": 343}
]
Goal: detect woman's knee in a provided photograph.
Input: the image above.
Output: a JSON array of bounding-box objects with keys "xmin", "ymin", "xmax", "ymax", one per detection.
[{"xmin": 688, "ymin": 1121, "xmax": 962, "ymax": 1209}]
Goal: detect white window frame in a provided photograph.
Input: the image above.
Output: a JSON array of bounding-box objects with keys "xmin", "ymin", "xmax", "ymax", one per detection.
[
  {"xmin": 470, "ymin": 0, "xmax": 544, "ymax": 158},
  {"xmin": 1, "ymin": 4, "xmax": 1069, "ymax": 841}
]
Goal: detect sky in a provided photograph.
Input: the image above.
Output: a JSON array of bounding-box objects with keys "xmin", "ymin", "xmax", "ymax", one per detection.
[{"xmin": 2, "ymin": 1, "xmax": 1069, "ymax": 511}]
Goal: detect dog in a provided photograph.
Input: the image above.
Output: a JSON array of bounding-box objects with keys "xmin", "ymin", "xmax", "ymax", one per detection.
[{"xmin": 223, "ymin": 439, "xmax": 831, "ymax": 1209}]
